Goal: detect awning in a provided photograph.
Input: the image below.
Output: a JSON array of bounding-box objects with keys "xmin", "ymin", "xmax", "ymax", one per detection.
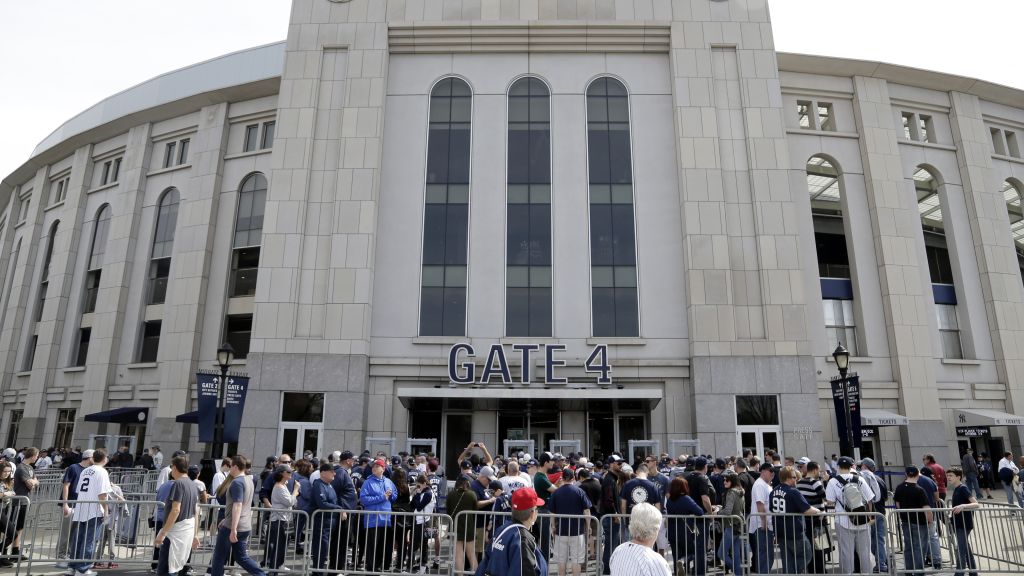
[
  {"xmin": 395, "ymin": 385, "xmax": 663, "ymax": 411},
  {"xmin": 84, "ymin": 407, "xmax": 148, "ymax": 424},
  {"xmin": 860, "ymin": 409, "xmax": 909, "ymax": 427},
  {"xmin": 175, "ymin": 411, "xmax": 199, "ymax": 424},
  {"xmin": 955, "ymin": 409, "xmax": 1024, "ymax": 427}
]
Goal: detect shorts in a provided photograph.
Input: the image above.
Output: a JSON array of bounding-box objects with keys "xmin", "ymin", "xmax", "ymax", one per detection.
[
  {"xmin": 13, "ymin": 502, "xmax": 27, "ymax": 531},
  {"xmin": 552, "ymin": 534, "xmax": 586, "ymax": 564},
  {"xmin": 475, "ymin": 527, "xmax": 486, "ymax": 554},
  {"xmin": 656, "ymin": 517, "xmax": 669, "ymax": 551}
]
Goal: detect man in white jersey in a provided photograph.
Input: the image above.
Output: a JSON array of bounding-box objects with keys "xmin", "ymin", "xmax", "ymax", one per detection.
[
  {"xmin": 67, "ymin": 449, "xmax": 111, "ymax": 576},
  {"xmin": 498, "ymin": 461, "xmax": 531, "ymax": 493}
]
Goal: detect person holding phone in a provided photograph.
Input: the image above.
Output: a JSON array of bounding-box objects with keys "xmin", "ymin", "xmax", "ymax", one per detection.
[{"xmin": 359, "ymin": 459, "xmax": 398, "ymax": 573}]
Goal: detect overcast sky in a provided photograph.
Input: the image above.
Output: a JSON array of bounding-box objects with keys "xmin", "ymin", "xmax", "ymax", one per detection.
[{"xmin": 1, "ymin": 0, "xmax": 1021, "ymax": 180}]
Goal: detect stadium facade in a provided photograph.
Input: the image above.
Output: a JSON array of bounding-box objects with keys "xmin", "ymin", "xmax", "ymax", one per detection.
[{"xmin": 3, "ymin": 0, "xmax": 1024, "ymax": 473}]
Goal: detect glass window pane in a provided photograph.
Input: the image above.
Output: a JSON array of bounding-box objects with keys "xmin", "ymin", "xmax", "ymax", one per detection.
[
  {"xmin": 444, "ymin": 204, "xmax": 468, "ymax": 265},
  {"xmin": 506, "ymin": 288, "xmax": 530, "ymax": 336},
  {"xmin": 614, "ymin": 266, "xmax": 637, "ymax": 288},
  {"xmin": 614, "ymin": 287, "xmax": 639, "ymax": 336},
  {"xmin": 736, "ymin": 395, "xmax": 780, "ymax": 426},
  {"xmin": 530, "ymin": 266, "xmax": 552, "ymax": 288},
  {"xmin": 529, "ymin": 287, "xmax": 552, "ymax": 336},
  {"xmin": 444, "ymin": 266, "xmax": 467, "ymax": 288},
  {"xmin": 422, "ymin": 266, "xmax": 445, "ymax": 287},
  {"xmin": 592, "ymin": 287, "xmax": 616, "ymax": 337},
  {"xmin": 592, "ymin": 266, "xmax": 614, "ymax": 288},
  {"xmin": 422, "ymin": 205, "xmax": 447, "ymax": 265},
  {"xmin": 590, "ymin": 205, "xmax": 614, "ymax": 266},
  {"xmin": 419, "ymin": 287, "xmax": 444, "ymax": 335},
  {"xmin": 530, "ymin": 185, "xmax": 551, "ymax": 204},
  {"xmin": 426, "ymin": 129, "xmax": 450, "ymax": 184},
  {"xmin": 588, "ymin": 130, "xmax": 611, "ymax": 184},
  {"xmin": 442, "ymin": 287, "xmax": 466, "ymax": 336},
  {"xmin": 281, "ymin": 392, "xmax": 325, "ymax": 423},
  {"xmin": 508, "ymin": 185, "xmax": 529, "ymax": 204},
  {"xmin": 507, "ymin": 266, "xmax": 529, "ymax": 287},
  {"xmin": 509, "ymin": 98, "xmax": 530, "ymax": 123}
]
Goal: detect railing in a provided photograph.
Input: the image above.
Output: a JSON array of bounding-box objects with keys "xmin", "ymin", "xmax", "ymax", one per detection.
[{"xmin": 887, "ymin": 505, "xmax": 1024, "ymax": 575}]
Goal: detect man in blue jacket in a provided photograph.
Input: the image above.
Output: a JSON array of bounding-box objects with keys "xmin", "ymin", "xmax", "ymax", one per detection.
[
  {"xmin": 328, "ymin": 451, "xmax": 357, "ymax": 572},
  {"xmin": 309, "ymin": 463, "xmax": 342, "ymax": 576},
  {"xmin": 476, "ymin": 487, "xmax": 548, "ymax": 576},
  {"xmin": 360, "ymin": 459, "xmax": 398, "ymax": 573}
]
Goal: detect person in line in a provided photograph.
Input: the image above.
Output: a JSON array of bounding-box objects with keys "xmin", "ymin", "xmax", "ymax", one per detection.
[
  {"xmin": 68, "ymin": 449, "xmax": 110, "ymax": 576},
  {"xmin": 796, "ymin": 461, "xmax": 829, "ymax": 574},
  {"xmin": 265, "ymin": 465, "xmax": 298, "ymax": 572},
  {"xmin": 154, "ymin": 456, "xmax": 200, "ymax": 576},
  {"xmin": 209, "ymin": 455, "xmax": 265, "ymax": 576},
  {"xmin": 609, "ymin": 502, "xmax": 671, "ymax": 576},
  {"xmin": 978, "ymin": 453, "xmax": 995, "ymax": 499},
  {"xmin": 717, "ymin": 470, "xmax": 747, "ymax": 576},
  {"xmin": 997, "ymin": 451, "xmax": 1019, "ymax": 506},
  {"xmin": 410, "ymin": 473, "xmax": 435, "ymax": 574},
  {"xmin": 770, "ymin": 466, "xmax": 820, "ymax": 574},
  {"xmin": 961, "ymin": 449, "xmax": 982, "ymax": 500},
  {"xmin": 892, "ymin": 467, "xmax": 932, "ymax": 574},
  {"xmin": 599, "ymin": 455, "xmax": 625, "ymax": 575},
  {"xmin": 327, "ymin": 451, "xmax": 356, "ymax": 571},
  {"xmin": 476, "ymin": 487, "xmax": 548, "ymax": 576},
  {"xmin": 548, "ymin": 468, "xmax": 593, "ymax": 576},
  {"xmin": 11, "ymin": 447, "xmax": 39, "ymax": 561},
  {"xmin": 748, "ymin": 463, "xmax": 775, "ymax": 574},
  {"xmin": 947, "ymin": 467, "xmax": 980, "ymax": 576},
  {"xmin": 0, "ymin": 462, "xmax": 20, "ymax": 567},
  {"xmin": 824, "ymin": 456, "xmax": 874, "ymax": 575},
  {"xmin": 664, "ymin": 476, "xmax": 704, "ymax": 576},
  {"xmin": 150, "ymin": 476, "xmax": 176, "ymax": 573},
  {"xmin": 917, "ymin": 467, "xmax": 943, "ymax": 569},
  {"xmin": 448, "ymin": 475, "xmax": 479, "ymax": 573},
  {"xmin": 858, "ymin": 458, "xmax": 888, "ymax": 574},
  {"xmin": 359, "ymin": 458, "xmax": 397, "ymax": 573},
  {"xmin": 391, "ymin": 468, "xmax": 415, "ymax": 573},
  {"xmin": 308, "ymin": 462, "xmax": 341, "ymax": 576},
  {"xmin": 291, "ymin": 459, "xmax": 312, "ymax": 557},
  {"xmin": 56, "ymin": 449, "xmax": 94, "ymax": 569}
]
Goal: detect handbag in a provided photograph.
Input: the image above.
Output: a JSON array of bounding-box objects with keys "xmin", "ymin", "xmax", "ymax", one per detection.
[{"xmin": 812, "ymin": 526, "xmax": 831, "ymax": 551}]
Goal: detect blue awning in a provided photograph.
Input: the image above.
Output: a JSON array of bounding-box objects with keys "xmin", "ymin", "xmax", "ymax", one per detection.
[
  {"xmin": 84, "ymin": 407, "xmax": 148, "ymax": 424},
  {"xmin": 175, "ymin": 411, "xmax": 199, "ymax": 424}
]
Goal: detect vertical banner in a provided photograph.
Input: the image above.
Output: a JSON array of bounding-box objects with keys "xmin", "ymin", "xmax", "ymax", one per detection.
[
  {"xmin": 196, "ymin": 372, "xmax": 250, "ymax": 444},
  {"xmin": 831, "ymin": 374, "xmax": 862, "ymax": 451}
]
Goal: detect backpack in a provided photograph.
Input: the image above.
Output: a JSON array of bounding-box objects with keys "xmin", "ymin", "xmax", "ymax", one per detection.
[
  {"xmin": 835, "ymin": 473, "xmax": 870, "ymax": 525},
  {"xmin": 999, "ymin": 466, "xmax": 1015, "ymax": 484},
  {"xmin": 875, "ymin": 476, "xmax": 889, "ymax": 506}
]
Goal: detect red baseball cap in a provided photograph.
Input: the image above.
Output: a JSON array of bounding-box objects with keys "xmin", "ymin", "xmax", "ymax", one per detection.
[
  {"xmin": 373, "ymin": 459, "xmax": 387, "ymax": 468},
  {"xmin": 511, "ymin": 487, "xmax": 545, "ymax": 511}
]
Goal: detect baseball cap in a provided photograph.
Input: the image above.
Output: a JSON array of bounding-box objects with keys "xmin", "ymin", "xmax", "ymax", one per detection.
[
  {"xmin": 584, "ymin": 461, "xmax": 594, "ymax": 469},
  {"xmin": 339, "ymin": 450, "xmax": 354, "ymax": 461},
  {"xmin": 527, "ymin": 459, "xmax": 539, "ymax": 467},
  {"xmin": 693, "ymin": 457, "xmax": 708, "ymax": 469},
  {"xmin": 273, "ymin": 464, "xmax": 292, "ymax": 474},
  {"xmin": 460, "ymin": 460, "xmax": 473, "ymax": 469},
  {"xmin": 553, "ymin": 453, "xmax": 565, "ymax": 461},
  {"xmin": 606, "ymin": 455, "xmax": 623, "ymax": 464},
  {"xmin": 797, "ymin": 457, "xmax": 811, "ymax": 466},
  {"xmin": 1, "ymin": 448, "xmax": 14, "ymax": 459},
  {"xmin": 561, "ymin": 468, "xmax": 575, "ymax": 480},
  {"xmin": 860, "ymin": 458, "xmax": 876, "ymax": 470},
  {"xmin": 373, "ymin": 459, "xmax": 387, "ymax": 468},
  {"xmin": 905, "ymin": 466, "xmax": 920, "ymax": 476},
  {"xmin": 479, "ymin": 466, "xmax": 495, "ymax": 479},
  {"xmin": 511, "ymin": 487, "xmax": 545, "ymax": 511},
  {"xmin": 173, "ymin": 450, "xmax": 188, "ymax": 458},
  {"xmin": 837, "ymin": 456, "xmax": 855, "ymax": 468},
  {"xmin": 188, "ymin": 464, "xmax": 201, "ymax": 474},
  {"xmin": 621, "ymin": 463, "xmax": 634, "ymax": 475},
  {"xmin": 82, "ymin": 449, "xmax": 95, "ymax": 459}
]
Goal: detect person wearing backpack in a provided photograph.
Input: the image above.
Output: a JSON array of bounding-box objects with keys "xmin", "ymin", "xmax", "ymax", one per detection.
[
  {"xmin": 858, "ymin": 459, "xmax": 888, "ymax": 574},
  {"xmin": 825, "ymin": 457, "xmax": 875, "ymax": 574},
  {"xmin": 475, "ymin": 487, "xmax": 548, "ymax": 576}
]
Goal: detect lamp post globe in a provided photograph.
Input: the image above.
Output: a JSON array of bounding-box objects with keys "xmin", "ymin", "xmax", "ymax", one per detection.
[
  {"xmin": 832, "ymin": 342, "xmax": 855, "ymax": 459},
  {"xmin": 217, "ymin": 343, "xmax": 235, "ymax": 370},
  {"xmin": 212, "ymin": 343, "xmax": 235, "ymax": 460},
  {"xmin": 832, "ymin": 343, "xmax": 850, "ymax": 376}
]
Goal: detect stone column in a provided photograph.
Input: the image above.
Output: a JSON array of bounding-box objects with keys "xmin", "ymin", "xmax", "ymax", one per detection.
[{"xmin": 850, "ymin": 76, "xmax": 945, "ymax": 464}]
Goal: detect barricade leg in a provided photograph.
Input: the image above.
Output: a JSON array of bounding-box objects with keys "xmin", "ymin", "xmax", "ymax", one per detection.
[
  {"xmin": 151, "ymin": 520, "xmax": 164, "ymax": 571},
  {"xmin": 309, "ymin": 517, "xmax": 331, "ymax": 575}
]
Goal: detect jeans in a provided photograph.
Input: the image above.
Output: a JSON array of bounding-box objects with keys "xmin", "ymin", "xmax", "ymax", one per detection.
[
  {"xmin": 210, "ymin": 528, "xmax": 265, "ymax": 576},
  {"xmin": 601, "ymin": 516, "xmax": 622, "ymax": 575},
  {"xmin": 901, "ymin": 522, "xmax": 928, "ymax": 573},
  {"xmin": 1002, "ymin": 481, "xmax": 1017, "ymax": 506},
  {"xmin": 265, "ymin": 520, "xmax": 288, "ymax": 570},
  {"xmin": 69, "ymin": 517, "xmax": 103, "ymax": 573},
  {"xmin": 310, "ymin": 516, "xmax": 334, "ymax": 575},
  {"xmin": 926, "ymin": 519, "xmax": 942, "ymax": 568},
  {"xmin": 750, "ymin": 528, "xmax": 775, "ymax": 574},
  {"xmin": 965, "ymin": 474, "xmax": 982, "ymax": 500},
  {"xmin": 157, "ymin": 540, "xmax": 176, "ymax": 576},
  {"xmin": 780, "ymin": 537, "xmax": 811, "ymax": 574},
  {"xmin": 953, "ymin": 527, "xmax": 978, "ymax": 576},
  {"xmin": 718, "ymin": 526, "xmax": 746, "ymax": 576},
  {"xmin": 871, "ymin": 515, "xmax": 888, "ymax": 571}
]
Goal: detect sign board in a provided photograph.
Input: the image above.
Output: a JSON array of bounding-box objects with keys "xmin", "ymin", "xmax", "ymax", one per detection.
[
  {"xmin": 197, "ymin": 372, "xmax": 250, "ymax": 444},
  {"xmin": 956, "ymin": 427, "xmax": 990, "ymax": 437},
  {"xmin": 830, "ymin": 374, "xmax": 862, "ymax": 449},
  {"xmin": 861, "ymin": 427, "xmax": 877, "ymax": 438},
  {"xmin": 448, "ymin": 343, "xmax": 612, "ymax": 385}
]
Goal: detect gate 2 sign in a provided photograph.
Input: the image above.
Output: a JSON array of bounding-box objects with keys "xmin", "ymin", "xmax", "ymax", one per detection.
[{"xmin": 448, "ymin": 343, "xmax": 612, "ymax": 385}]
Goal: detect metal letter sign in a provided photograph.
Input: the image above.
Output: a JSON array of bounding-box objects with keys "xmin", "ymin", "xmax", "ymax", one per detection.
[
  {"xmin": 830, "ymin": 373, "xmax": 862, "ymax": 449},
  {"xmin": 197, "ymin": 372, "xmax": 250, "ymax": 444},
  {"xmin": 448, "ymin": 343, "xmax": 612, "ymax": 385}
]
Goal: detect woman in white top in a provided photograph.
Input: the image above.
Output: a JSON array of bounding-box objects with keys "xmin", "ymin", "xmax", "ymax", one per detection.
[
  {"xmin": 610, "ymin": 502, "xmax": 671, "ymax": 576},
  {"xmin": 410, "ymin": 474, "xmax": 436, "ymax": 572},
  {"xmin": 266, "ymin": 465, "xmax": 299, "ymax": 571}
]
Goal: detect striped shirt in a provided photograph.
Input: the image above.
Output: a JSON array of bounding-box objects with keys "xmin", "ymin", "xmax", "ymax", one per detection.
[
  {"xmin": 796, "ymin": 478, "xmax": 825, "ymax": 507},
  {"xmin": 609, "ymin": 541, "xmax": 672, "ymax": 576}
]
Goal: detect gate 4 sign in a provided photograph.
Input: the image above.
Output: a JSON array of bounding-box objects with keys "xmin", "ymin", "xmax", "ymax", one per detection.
[{"xmin": 448, "ymin": 343, "xmax": 612, "ymax": 385}]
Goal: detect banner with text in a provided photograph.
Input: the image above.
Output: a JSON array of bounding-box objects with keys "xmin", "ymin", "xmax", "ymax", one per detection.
[
  {"xmin": 831, "ymin": 374, "xmax": 862, "ymax": 450},
  {"xmin": 197, "ymin": 372, "xmax": 250, "ymax": 444}
]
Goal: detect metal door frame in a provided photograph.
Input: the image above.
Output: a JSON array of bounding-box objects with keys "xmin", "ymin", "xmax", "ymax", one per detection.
[
  {"xmin": 365, "ymin": 436, "xmax": 396, "ymax": 456},
  {"xmin": 735, "ymin": 426, "xmax": 783, "ymax": 459},
  {"xmin": 88, "ymin": 434, "xmax": 136, "ymax": 457},
  {"xmin": 668, "ymin": 439, "xmax": 700, "ymax": 458},
  {"xmin": 627, "ymin": 440, "xmax": 660, "ymax": 462},
  {"xmin": 277, "ymin": 423, "xmax": 323, "ymax": 457},
  {"xmin": 550, "ymin": 439, "xmax": 582, "ymax": 456},
  {"xmin": 406, "ymin": 438, "xmax": 437, "ymax": 456},
  {"xmin": 504, "ymin": 439, "xmax": 536, "ymax": 458}
]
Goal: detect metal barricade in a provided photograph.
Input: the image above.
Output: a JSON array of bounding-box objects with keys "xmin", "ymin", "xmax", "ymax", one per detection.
[
  {"xmin": 747, "ymin": 510, "xmax": 884, "ymax": 575},
  {"xmin": 0, "ymin": 496, "xmax": 31, "ymax": 566},
  {"xmin": 602, "ymin": 512, "xmax": 745, "ymax": 576},
  {"xmin": 188, "ymin": 503, "xmax": 311, "ymax": 576},
  {"xmin": 305, "ymin": 508, "xmax": 453, "ymax": 576},
  {"xmin": 18, "ymin": 499, "xmax": 162, "ymax": 576},
  {"xmin": 888, "ymin": 505, "xmax": 1024, "ymax": 575},
  {"xmin": 454, "ymin": 510, "xmax": 601, "ymax": 576}
]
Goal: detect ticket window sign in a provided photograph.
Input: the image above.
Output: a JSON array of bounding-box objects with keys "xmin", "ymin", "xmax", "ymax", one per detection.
[
  {"xmin": 956, "ymin": 427, "xmax": 990, "ymax": 438},
  {"xmin": 448, "ymin": 343, "xmax": 612, "ymax": 385}
]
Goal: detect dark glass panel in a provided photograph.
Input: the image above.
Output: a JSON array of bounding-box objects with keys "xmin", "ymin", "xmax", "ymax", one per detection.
[
  {"xmin": 444, "ymin": 204, "xmax": 469, "ymax": 265},
  {"xmin": 608, "ymin": 125, "xmax": 633, "ymax": 183},
  {"xmin": 592, "ymin": 288, "xmax": 616, "ymax": 337},
  {"xmin": 442, "ymin": 287, "xmax": 466, "ymax": 336},
  {"xmin": 508, "ymin": 127, "xmax": 531, "ymax": 184},
  {"xmin": 506, "ymin": 287, "xmax": 530, "ymax": 337},
  {"xmin": 529, "ymin": 287, "xmax": 552, "ymax": 336},
  {"xmin": 529, "ymin": 129, "xmax": 551, "ymax": 184},
  {"xmin": 588, "ymin": 130, "xmax": 611, "ymax": 184},
  {"xmin": 419, "ymin": 287, "xmax": 444, "ymax": 336},
  {"xmin": 614, "ymin": 287, "xmax": 639, "ymax": 336},
  {"xmin": 426, "ymin": 128, "xmax": 450, "ymax": 184},
  {"xmin": 612, "ymin": 205, "xmax": 637, "ymax": 265},
  {"xmin": 449, "ymin": 126, "xmax": 471, "ymax": 183},
  {"xmin": 530, "ymin": 205, "xmax": 551, "ymax": 265},
  {"xmin": 422, "ymin": 205, "xmax": 447, "ymax": 265},
  {"xmin": 590, "ymin": 205, "xmax": 615, "ymax": 266}
]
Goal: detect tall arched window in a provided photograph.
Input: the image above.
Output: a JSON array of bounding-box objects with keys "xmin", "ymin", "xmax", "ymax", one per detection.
[
  {"xmin": 506, "ymin": 77, "xmax": 552, "ymax": 337},
  {"xmin": 1001, "ymin": 179, "xmax": 1024, "ymax": 286},
  {"xmin": 420, "ymin": 78, "xmax": 472, "ymax": 336},
  {"xmin": 83, "ymin": 204, "xmax": 111, "ymax": 314},
  {"xmin": 807, "ymin": 156, "xmax": 857, "ymax": 354},
  {"xmin": 915, "ymin": 166, "xmax": 962, "ymax": 359},
  {"xmin": 224, "ymin": 173, "xmax": 267, "ymax": 360},
  {"xmin": 587, "ymin": 77, "xmax": 639, "ymax": 337},
  {"xmin": 147, "ymin": 189, "xmax": 179, "ymax": 305},
  {"xmin": 24, "ymin": 221, "xmax": 59, "ymax": 370}
]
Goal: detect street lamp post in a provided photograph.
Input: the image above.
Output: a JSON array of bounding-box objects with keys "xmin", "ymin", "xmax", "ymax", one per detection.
[
  {"xmin": 832, "ymin": 343, "xmax": 858, "ymax": 460},
  {"xmin": 212, "ymin": 343, "xmax": 235, "ymax": 460}
]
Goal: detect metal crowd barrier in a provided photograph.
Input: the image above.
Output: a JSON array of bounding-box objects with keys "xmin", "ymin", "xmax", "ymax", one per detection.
[
  {"xmin": 0, "ymin": 496, "xmax": 31, "ymax": 566},
  {"xmin": 602, "ymin": 512, "xmax": 746, "ymax": 576},
  {"xmin": 187, "ymin": 503, "xmax": 311, "ymax": 576},
  {"xmin": 745, "ymin": 510, "xmax": 885, "ymax": 576},
  {"xmin": 887, "ymin": 505, "xmax": 1024, "ymax": 575},
  {"xmin": 17, "ymin": 499, "xmax": 163, "ymax": 576}
]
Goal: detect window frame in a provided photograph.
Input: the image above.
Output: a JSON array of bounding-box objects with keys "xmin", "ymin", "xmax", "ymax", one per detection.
[
  {"xmin": 138, "ymin": 320, "xmax": 162, "ymax": 363},
  {"xmin": 54, "ymin": 409, "xmax": 76, "ymax": 449}
]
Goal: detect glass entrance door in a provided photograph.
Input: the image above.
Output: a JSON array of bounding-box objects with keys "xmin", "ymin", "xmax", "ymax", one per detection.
[
  {"xmin": 279, "ymin": 424, "xmax": 321, "ymax": 459},
  {"xmin": 736, "ymin": 427, "xmax": 781, "ymax": 460}
]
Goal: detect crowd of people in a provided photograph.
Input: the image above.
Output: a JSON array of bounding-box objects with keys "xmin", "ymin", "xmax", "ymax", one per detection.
[{"xmin": 0, "ymin": 442, "xmax": 1020, "ymax": 576}]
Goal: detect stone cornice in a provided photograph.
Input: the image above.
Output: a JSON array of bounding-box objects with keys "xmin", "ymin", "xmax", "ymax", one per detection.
[{"xmin": 388, "ymin": 21, "xmax": 671, "ymax": 54}]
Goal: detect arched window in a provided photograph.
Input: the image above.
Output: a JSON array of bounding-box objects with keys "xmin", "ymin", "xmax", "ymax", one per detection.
[
  {"xmin": 25, "ymin": 221, "xmax": 59, "ymax": 370},
  {"xmin": 147, "ymin": 189, "xmax": 179, "ymax": 305},
  {"xmin": 83, "ymin": 204, "xmax": 111, "ymax": 314},
  {"xmin": 807, "ymin": 156, "xmax": 857, "ymax": 354},
  {"xmin": 420, "ymin": 78, "xmax": 472, "ymax": 336},
  {"xmin": 587, "ymin": 77, "xmax": 638, "ymax": 337},
  {"xmin": 915, "ymin": 166, "xmax": 961, "ymax": 359},
  {"xmin": 506, "ymin": 77, "xmax": 551, "ymax": 337},
  {"xmin": 230, "ymin": 173, "xmax": 267, "ymax": 298},
  {"xmin": 1001, "ymin": 179, "xmax": 1024, "ymax": 285}
]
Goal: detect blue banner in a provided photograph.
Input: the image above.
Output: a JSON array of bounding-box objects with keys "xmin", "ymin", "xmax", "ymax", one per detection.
[
  {"xmin": 831, "ymin": 374, "xmax": 862, "ymax": 451},
  {"xmin": 197, "ymin": 372, "xmax": 250, "ymax": 444}
]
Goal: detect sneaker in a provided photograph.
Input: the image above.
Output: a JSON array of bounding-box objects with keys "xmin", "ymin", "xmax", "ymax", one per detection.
[
  {"xmin": 108, "ymin": 563, "xmax": 119, "ymax": 569},
  {"xmin": 94, "ymin": 562, "xmax": 109, "ymax": 569},
  {"xmin": 81, "ymin": 571, "xmax": 99, "ymax": 576},
  {"xmin": 279, "ymin": 567, "xmax": 291, "ymax": 572}
]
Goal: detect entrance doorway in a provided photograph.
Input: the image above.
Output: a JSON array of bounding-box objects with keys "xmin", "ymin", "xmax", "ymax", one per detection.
[
  {"xmin": 736, "ymin": 428, "xmax": 781, "ymax": 459},
  {"xmin": 278, "ymin": 392, "xmax": 325, "ymax": 458},
  {"xmin": 279, "ymin": 425, "xmax": 321, "ymax": 459},
  {"xmin": 118, "ymin": 424, "xmax": 147, "ymax": 458},
  {"xmin": 445, "ymin": 414, "xmax": 472, "ymax": 479},
  {"xmin": 735, "ymin": 395, "xmax": 783, "ymax": 458}
]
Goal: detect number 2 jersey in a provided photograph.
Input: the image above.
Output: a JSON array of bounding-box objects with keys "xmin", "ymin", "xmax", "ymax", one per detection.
[{"xmin": 73, "ymin": 465, "xmax": 112, "ymax": 522}]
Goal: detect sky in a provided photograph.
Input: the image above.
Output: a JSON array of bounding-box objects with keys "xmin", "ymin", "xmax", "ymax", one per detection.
[{"xmin": 1, "ymin": 0, "xmax": 1021, "ymax": 181}]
